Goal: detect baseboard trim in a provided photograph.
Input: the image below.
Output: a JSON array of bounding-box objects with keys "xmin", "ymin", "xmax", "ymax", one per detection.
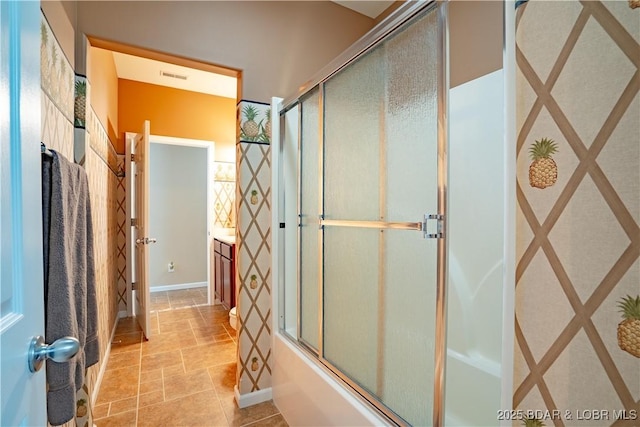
[
  {"xmin": 92, "ymin": 313, "xmax": 120, "ymax": 405},
  {"xmin": 150, "ymin": 282, "xmax": 207, "ymax": 292},
  {"xmin": 234, "ymin": 386, "xmax": 272, "ymax": 409}
]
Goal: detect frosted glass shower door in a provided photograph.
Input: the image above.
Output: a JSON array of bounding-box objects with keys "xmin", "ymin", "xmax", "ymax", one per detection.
[{"xmin": 320, "ymin": 6, "xmax": 442, "ymax": 425}]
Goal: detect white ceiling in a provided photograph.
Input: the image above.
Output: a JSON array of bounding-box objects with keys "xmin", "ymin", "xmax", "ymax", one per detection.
[
  {"xmin": 109, "ymin": 2, "xmax": 392, "ymax": 97},
  {"xmin": 111, "ymin": 51, "xmax": 237, "ymax": 99}
]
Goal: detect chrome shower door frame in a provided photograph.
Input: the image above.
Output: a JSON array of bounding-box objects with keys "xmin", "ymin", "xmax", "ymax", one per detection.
[{"xmin": 278, "ymin": 1, "xmax": 449, "ymax": 425}]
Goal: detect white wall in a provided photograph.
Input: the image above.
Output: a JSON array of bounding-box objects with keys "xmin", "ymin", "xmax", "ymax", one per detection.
[
  {"xmin": 149, "ymin": 143, "xmax": 207, "ymax": 288},
  {"xmin": 74, "ymin": 1, "xmax": 376, "ymax": 103}
]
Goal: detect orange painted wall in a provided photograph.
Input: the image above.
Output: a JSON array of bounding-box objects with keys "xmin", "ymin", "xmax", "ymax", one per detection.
[
  {"xmin": 117, "ymin": 79, "xmax": 236, "ymax": 156},
  {"xmin": 89, "ymin": 47, "xmax": 119, "ymax": 148}
]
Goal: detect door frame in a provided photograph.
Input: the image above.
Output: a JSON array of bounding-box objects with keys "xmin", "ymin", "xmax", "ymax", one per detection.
[{"xmin": 125, "ymin": 134, "xmax": 215, "ymax": 316}]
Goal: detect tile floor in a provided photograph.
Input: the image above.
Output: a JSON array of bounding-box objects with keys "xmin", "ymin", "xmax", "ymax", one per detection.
[
  {"xmin": 94, "ymin": 290, "xmax": 287, "ymax": 426},
  {"xmin": 149, "ymin": 287, "xmax": 209, "ymax": 312}
]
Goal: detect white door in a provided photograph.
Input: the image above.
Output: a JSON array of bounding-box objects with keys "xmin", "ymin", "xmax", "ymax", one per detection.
[
  {"xmin": 130, "ymin": 121, "xmax": 152, "ymax": 339},
  {"xmin": 0, "ymin": 1, "xmax": 47, "ymax": 425}
]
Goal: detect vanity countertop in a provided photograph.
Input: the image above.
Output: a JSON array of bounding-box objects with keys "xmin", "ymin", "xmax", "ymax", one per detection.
[{"xmin": 214, "ymin": 234, "xmax": 236, "ymax": 245}]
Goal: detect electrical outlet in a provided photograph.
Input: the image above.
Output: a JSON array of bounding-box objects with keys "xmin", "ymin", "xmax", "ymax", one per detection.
[{"xmin": 168, "ymin": 262, "xmax": 175, "ymax": 273}]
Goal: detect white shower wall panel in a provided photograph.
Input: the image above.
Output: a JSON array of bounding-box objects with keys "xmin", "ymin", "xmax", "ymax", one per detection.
[{"xmin": 445, "ymin": 68, "xmax": 506, "ymax": 426}]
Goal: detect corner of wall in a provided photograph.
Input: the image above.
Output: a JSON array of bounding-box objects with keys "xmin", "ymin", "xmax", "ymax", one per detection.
[{"xmin": 235, "ymin": 100, "xmax": 273, "ymax": 397}]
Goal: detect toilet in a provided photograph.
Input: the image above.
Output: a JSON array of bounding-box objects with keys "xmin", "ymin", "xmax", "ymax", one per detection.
[{"xmin": 229, "ymin": 307, "xmax": 237, "ymax": 330}]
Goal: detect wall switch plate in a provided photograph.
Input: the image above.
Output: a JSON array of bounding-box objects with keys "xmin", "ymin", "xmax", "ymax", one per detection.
[{"xmin": 168, "ymin": 262, "xmax": 175, "ymax": 273}]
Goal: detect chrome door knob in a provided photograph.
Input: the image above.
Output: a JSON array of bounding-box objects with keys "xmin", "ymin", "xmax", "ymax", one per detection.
[
  {"xmin": 146, "ymin": 238, "xmax": 157, "ymax": 244},
  {"xmin": 28, "ymin": 336, "xmax": 80, "ymax": 373}
]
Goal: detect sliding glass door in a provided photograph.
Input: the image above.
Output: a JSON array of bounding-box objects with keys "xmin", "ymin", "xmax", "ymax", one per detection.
[{"xmin": 280, "ymin": 3, "xmax": 447, "ymax": 425}]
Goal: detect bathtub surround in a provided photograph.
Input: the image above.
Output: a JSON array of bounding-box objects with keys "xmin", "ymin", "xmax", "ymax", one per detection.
[
  {"xmin": 235, "ymin": 100, "xmax": 273, "ymax": 406},
  {"xmin": 445, "ymin": 68, "xmax": 508, "ymax": 426},
  {"xmin": 514, "ymin": 0, "xmax": 640, "ymax": 421}
]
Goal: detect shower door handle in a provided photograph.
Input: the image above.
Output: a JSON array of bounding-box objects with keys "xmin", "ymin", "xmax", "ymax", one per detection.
[
  {"xmin": 422, "ymin": 214, "xmax": 444, "ymax": 239},
  {"xmin": 319, "ymin": 214, "xmax": 444, "ymax": 239}
]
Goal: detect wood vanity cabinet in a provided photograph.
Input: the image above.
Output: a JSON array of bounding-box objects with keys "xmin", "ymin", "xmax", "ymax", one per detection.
[{"xmin": 213, "ymin": 238, "xmax": 235, "ymax": 310}]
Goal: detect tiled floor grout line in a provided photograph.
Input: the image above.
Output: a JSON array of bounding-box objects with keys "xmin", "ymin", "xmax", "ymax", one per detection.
[
  {"xmin": 241, "ymin": 413, "xmax": 282, "ymax": 427},
  {"xmin": 208, "ymin": 366, "xmax": 230, "ymax": 426},
  {"xmin": 96, "ymin": 291, "xmax": 285, "ymax": 427}
]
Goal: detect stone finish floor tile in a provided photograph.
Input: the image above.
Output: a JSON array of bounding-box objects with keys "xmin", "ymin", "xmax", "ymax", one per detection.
[
  {"xmin": 94, "ymin": 291, "xmax": 287, "ymax": 426},
  {"xmin": 94, "ymin": 409, "xmax": 136, "ymax": 427}
]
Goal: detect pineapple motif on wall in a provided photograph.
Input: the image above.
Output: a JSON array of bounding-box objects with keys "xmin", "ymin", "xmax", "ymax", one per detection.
[
  {"xmin": 240, "ymin": 102, "xmax": 271, "ymax": 143},
  {"xmin": 523, "ymin": 417, "xmax": 545, "ymax": 427},
  {"xmin": 50, "ymin": 43, "xmax": 59, "ymax": 99},
  {"xmin": 250, "ymin": 189, "xmax": 258, "ymax": 205},
  {"xmin": 41, "ymin": 22, "xmax": 50, "ymax": 87},
  {"xmin": 261, "ymin": 107, "xmax": 271, "ymax": 142},
  {"xmin": 76, "ymin": 399, "xmax": 88, "ymax": 418},
  {"xmin": 241, "ymin": 105, "xmax": 260, "ymax": 140},
  {"xmin": 528, "ymin": 137, "xmax": 559, "ymax": 189},
  {"xmin": 75, "ymin": 79, "xmax": 87, "ymax": 127},
  {"xmin": 617, "ymin": 295, "xmax": 640, "ymax": 358}
]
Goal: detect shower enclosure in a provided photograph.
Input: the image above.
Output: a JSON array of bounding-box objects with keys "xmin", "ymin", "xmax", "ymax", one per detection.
[{"xmin": 274, "ymin": 1, "xmax": 513, "ymax": 425}]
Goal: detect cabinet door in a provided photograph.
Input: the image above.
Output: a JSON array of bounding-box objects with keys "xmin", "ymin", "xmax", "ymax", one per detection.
[
  {"xmin": 214, "ymin": 251, "xmax": 222, "ymax": 302},
  {"xmin": 221, "ymin": 255, "xmax": 232, "ymax": 310}
]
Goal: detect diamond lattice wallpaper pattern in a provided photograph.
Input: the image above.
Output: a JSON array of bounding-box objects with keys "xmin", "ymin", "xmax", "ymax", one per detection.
[
  {"xmin": 514, "ymin": 1, "xmax": 640, "ymax": 423},
  {"xmin": 236, "ymin": 100, "xmax": 273, "ymax": 395}
]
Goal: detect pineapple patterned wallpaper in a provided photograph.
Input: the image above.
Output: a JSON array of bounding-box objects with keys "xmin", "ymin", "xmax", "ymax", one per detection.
[
  {"xmin": 236, "ymin": 101, "xmax": 273, "ymax": 396},
  {"xmin": 514, "ymin": 1, "xmax": 639, "ymax": 424},
  {"xmin": 214, "ymin": 161, "xmax": 237, "ymax": 229},
  {"xmin": 240, "ymin": 101, "xmax": 272, "ymax": 143},
  {"xmin": 74, "ymin": 75, "xmax": 88, "ymax": 128},
  {"xmin": 41, "ymin": 14, "xmax": 74, "ymax": 130},
  {"xmin": 41, "ymin": 13, "xmax": 73, "ymax": 160},
  {"xmin": 41, "ymin": 11, "xmax": 122, "ymax": 426}
]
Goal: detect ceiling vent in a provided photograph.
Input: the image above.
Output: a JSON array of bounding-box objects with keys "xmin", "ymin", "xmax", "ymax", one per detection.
[{"xmin": 160, "ymin": 70, "xmax": 188, "ymax": 80}]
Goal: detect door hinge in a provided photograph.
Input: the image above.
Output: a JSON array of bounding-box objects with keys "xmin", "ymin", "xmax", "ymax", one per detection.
[
  {"xmin": 132, "ymin": 282, "xmax": 137, "ymax": 291},
  {"xmin": 131, "ymin": 218, "xmax": 138, "ymax": 227},
  {"xmin": 423, "ymin": 214, "xmax": 444, "ymax": 239},
  {"xmin": 130, "ymin": 153, "xmax": 136, "ymax": 162}
]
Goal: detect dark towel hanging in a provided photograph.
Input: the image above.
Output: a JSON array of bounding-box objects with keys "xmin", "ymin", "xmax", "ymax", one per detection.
[{"xmin": 41, "ymin": 148, "xmax": 99, "ymax": 425}]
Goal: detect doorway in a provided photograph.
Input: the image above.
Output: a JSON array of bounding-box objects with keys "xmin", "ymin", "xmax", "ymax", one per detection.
[
  {"xmin": 147, "ymin": 136, "xmax": 215, "ymax": 309},
  {"xmin": 85, "ymin": 38, "xmax": 239, "ymax": 320}
]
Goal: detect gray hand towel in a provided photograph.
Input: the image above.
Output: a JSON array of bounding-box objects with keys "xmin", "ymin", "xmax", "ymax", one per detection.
[{"xmin": 43, "ymin": 150, "xmax": 99, "ymax": 426}]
